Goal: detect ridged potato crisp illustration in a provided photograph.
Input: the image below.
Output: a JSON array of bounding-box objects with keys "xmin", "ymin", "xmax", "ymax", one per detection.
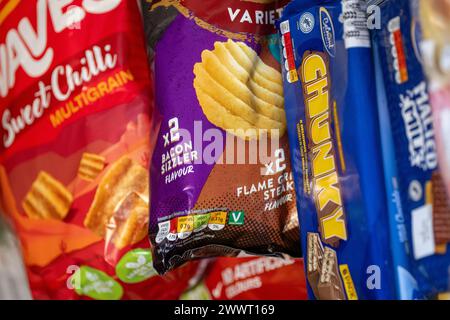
[
  {"xmin": 78, "ymin": 153, "xmax": 106, "ymax": 181},
  {"xmin": 193, "ymin": 39, "xmax": 286, "ymax": 140},
  {"xmin": 22, "ymin": 171, "xmax": 73, "ymax": 220}
]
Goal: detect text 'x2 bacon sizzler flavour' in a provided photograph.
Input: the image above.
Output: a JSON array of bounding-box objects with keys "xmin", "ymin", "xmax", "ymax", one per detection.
[
  {"xmin": 142, "ymin": 0, "xmax": 301, "ymax": 274},
  {"xmin": 0, "ymin": 0, "xmax": 199, "ymax": 299},
  {"xmin": 278, "ymin": 0, "xmax": 397, "ymax": 299}
]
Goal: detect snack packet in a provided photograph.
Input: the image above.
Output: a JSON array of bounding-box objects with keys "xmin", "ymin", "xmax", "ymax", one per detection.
[
  {"xmin": 142, "ymin": 0, "xmax": 301, "ymax": 275},
  {"xmin": 0, "ymin": 0, "xmax": 195, "ymax": 300},
  {"xmin": 418, "ymin": 0, "xmax": 450, "ymax": 200},
  {"xmin": 181, "ymin": 256, "xmax": 307, "ymax": 300},
  {"xmin": 371, "ymin": 0, "xmax": 450, "ymax": 299},
  {"xmin": 278, "ymin": 0, "xmax": 396, "ymax": 299},
  {"xmin": 372, "ymin": 29, "xmax": 415, "ymax": 300}
]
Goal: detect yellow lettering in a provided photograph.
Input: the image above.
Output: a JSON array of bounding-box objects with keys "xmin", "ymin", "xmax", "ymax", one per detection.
[
  {"xmin": 312, "ymin": 141, "xmax": 335, "ymax": 177},
  {"xmin": 69, "ymin": 101, "xmax": 79, "ymax": 114},
  {"xmin": 321, "ymin": 207, "xmax": 347, "ymax": 241},
  {"xmin": 97, "ymin": 82, "xmax": 109, "ymax": 96},
  {"xmin": 306, "ymin": 77, "xmax": 329, "ymax": 118},
  {"xmin": 302, "ymin": 54, "xmax": 327, "ymax": 83},
  {"xmin": 61, "ymin": 104, "xmax": 72, "ymax": 119},
  {"xmin": 86, "ymin": 88, "xmax": 100, "ymax": 103},
  {"xmin": 315, "ymin": 171, "xmax": 341, "ymax": 211},
  {"xmin": 50, "ymin": 110, "xmax": 64, "ymax": 128},
  {"xmin": 108, "ymin": 76, "xmax": 120, "ymax": 92},
  {"xmin": 120, "ymin": 70, "xmax": 134, "ymax": 83},
  {"xmin": 302, "ymin": 52, "xmax": 347, "ymax": 245},
  {"xmin": 310, "ymin": 111, "xmax": 331, "ymax": 145}
]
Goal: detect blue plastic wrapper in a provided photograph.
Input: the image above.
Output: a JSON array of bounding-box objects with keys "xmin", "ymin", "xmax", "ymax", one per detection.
[
  {"xmin": 373, "ymin": 36, "xmax": 417, "ymax": 300},
  {"xmin": 371, "ymin": 0, "xmax": 450, "ymax": 299},
  {"xmin": 278, "ymin": 0, "xmax": 396, "ymax": 299}
]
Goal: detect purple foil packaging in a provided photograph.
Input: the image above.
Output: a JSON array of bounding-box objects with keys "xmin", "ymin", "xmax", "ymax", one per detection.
[{"xmin": 142, "ymin": 0, "xmax": 301, "ymax": 274}]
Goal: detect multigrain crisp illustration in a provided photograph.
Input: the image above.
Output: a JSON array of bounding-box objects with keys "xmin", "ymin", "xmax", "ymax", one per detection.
[
  {"xmin": 84, "ymin": 156, "xmax": 149, "ymax": 244},
  {"xmin": 106, "ymin": 192, "xmax": 149, "ymax": 249},
  {"xmin": 22, "ymin": 172, "xmax": 74, "ymax": 220},
  {"xmin": 78, "ymin": 153, "xmax": 106, "ymax": 182}
]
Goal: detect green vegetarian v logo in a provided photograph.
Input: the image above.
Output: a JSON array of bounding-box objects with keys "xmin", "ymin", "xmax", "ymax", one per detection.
[{"xmin": 229, "ymin": 211, "xmax": 245, "ymax": 226}]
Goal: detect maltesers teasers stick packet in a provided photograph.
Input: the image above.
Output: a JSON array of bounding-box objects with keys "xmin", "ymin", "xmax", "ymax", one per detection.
[
  {"xmin": 418, "ymin": 0, "xmax": 450, "ymax": 202},
  {"xmin": 142, "ymin": 0, "xmax": 301, "ymax": 275},
  {"xmin": 371, "ymin": 0, "xmax": 450, "ymax": 299},
  {"xmin": 278, "ymin": 0, "xmax": 396, "ymax": 299},
  {"xmin": 0, "ymin": 0, "xmax": 197, "ymax": 300}
]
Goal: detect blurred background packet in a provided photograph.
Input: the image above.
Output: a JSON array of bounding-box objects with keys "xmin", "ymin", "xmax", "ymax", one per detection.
[
  {"xmin": 418, "ymin": 0, "xmax": 450, "ymax": 200},
  {"xmin": 181, "ymin": 256, "xmax": 307, "ymax": 300},
  {"xmin": 0, "ymin": 216, "xmax": 31, "ymax": 300},
  {"xmin": 0, "ymin": 0, "xmax": 198, "ymax": 300}
]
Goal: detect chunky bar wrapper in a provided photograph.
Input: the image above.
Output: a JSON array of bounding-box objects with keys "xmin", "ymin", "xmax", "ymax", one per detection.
[
  {"xmin": 143, "ymin": 0, "xmax": 301, "ymax": 274},
  {"xmin": 279, "ymin": 0, "xmax": 396, "ymax": 299},
  {"xmin": 0, "ymin": 0, "xmax": 197, "ymax": 300}
]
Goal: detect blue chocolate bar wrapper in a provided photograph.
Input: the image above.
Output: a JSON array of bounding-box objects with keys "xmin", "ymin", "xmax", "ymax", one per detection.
[
  {"xmin": 373, "ymin": 35, "xmax": 420, "ymax": 300},
  {"xmin": 371, "ymin": 0, "xmax": 450, "ymax": 298},
  {"xmin": 278, "ymin": 0, "xmax": 396, "ymax": 299}
]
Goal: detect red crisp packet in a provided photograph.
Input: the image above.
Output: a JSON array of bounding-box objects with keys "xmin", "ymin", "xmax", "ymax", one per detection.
[
  {"xmin": 0, "ymin": 0, "xmax": 195, "ymax": 300},
  {"xmin": 181, "ymin": 257, "xmax": 307, "ymax": 300}
]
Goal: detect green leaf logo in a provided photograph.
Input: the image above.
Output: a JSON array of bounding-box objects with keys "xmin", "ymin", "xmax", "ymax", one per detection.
[
  {"xmin": 73, "ymin": 266, "xmax": 123, "ymax": 300},
  {"xmin": 116, "ymin": 249, "xmax": 157, "ymax": 284}
]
